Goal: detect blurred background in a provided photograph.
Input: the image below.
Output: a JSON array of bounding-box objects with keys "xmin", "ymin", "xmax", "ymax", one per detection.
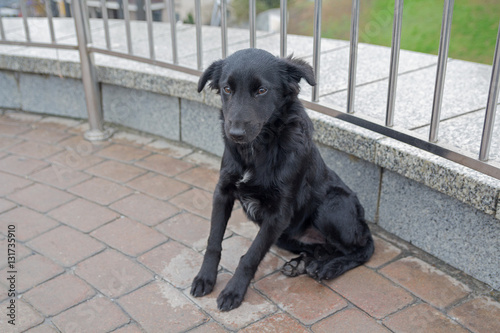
[{"xmin": 1, "ymin": 0, "xmax": 498, "ymax": 64}]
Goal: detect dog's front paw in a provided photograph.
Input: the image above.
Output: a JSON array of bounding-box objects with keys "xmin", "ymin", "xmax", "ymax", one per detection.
[
  {"xmin": 191, "ymin": 275, "xmax": 215, "ymax": 297},
  {"xmin": 217, "ymin": 286, "xmax": 245, "ymax": 311}
]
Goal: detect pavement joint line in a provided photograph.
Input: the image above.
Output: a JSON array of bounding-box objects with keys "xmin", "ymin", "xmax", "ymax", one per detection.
[
  {"xmin": 318, "ymin": 60, "xmax": 443, "ymax": 100},
  {"xmin": 23, "ymin": 274, "xmax": 97, "ymax": 318},
  {"xmin": 1, "ymin": 253, "xmax": 66, "ymax": 294},
  {"xmin": 8, "ymin": 214, "xmax": 62, "ymax": 244}
]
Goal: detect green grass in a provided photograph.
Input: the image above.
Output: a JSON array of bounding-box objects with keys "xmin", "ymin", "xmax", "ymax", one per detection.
[{"xmin": 288, "ymin": 0, "xmax": 500, "ymax": 64}]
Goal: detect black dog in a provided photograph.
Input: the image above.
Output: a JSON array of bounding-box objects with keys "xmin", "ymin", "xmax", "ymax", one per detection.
[{"xmin": 191, "ymin": 48, "xmax": 374, "ymax": 311}]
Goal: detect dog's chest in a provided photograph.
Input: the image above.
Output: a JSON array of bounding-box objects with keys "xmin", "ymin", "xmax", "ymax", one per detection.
[{"xmin": 235, "ymin": 169, "xmax": 264, "ymax": 221}]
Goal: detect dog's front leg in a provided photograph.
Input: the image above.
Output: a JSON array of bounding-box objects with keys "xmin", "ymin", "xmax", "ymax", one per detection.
[
  {"xmin": 217, "ymin": 213, "xmax": 290, "ymax": 311},
  {"xmin": 191, "ymin": 185, "xmax": 234, "ymax": 297}
]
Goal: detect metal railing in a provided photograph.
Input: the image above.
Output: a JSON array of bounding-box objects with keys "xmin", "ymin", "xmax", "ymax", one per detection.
[{"xmin": 0, "ymin": 0, "xmax": 499, "ymax": 180}]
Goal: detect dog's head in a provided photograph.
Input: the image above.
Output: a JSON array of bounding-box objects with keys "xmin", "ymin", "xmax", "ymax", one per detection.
[{"xmin": 198, "ymin": 48, "xmax": 315, "ymax": 144}]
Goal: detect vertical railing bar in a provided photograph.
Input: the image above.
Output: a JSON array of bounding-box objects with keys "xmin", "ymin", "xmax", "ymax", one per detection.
[
  {"xmin": 312, "ymin": 0, "xmax": 322, "ymax": 102},
  {"xmin": 249, "ymin": 0, "xmax": 256, "ymax": 48},
  {"xmin": 429, "ymin": 0, "xmax": 454, "ymax": 143},
  {"xmin": 194, "ymin": 0, "xmax": 203, "ymax": 69},
  {"xmin": 100, "ymin": 0, "xmax": 111, "ymax": 49},
  {"xmin": 167, "ymin": 0, "xmax": 178, "ymax": 64},
  {"xmin": 83, "ymin": 0, "xmax": 92, "ymax": 44},
  {"xmin": 72, "ymin": 0, "xmax": 109, "ymax": 140},
  {"xmin": 20, "ymin": 0, "xmax": 31, "ymax": 42},
  {"xmin": 385, "ymin": 0, "xmax": 404, "ymax": 127},
  {"xmin": 0, "ymin": 16, "xmax": 6, "ymax": 41},
  {"xmin": 45, "ymin": 0, "xmax": 56, "ymax": 43},
  {"xmin": 280, "ymin": 0, "xmax": 287, "ymax": 57},
  {"xmin": 479, "ymin": 22, "xmax": 500, "ymax": 161},
  {"xmin": 145, "ymin": 0, "xmax": 155, "ymax": 59},
  {"xmin": 123, "ymin": 0, "xmax": 133, "ymax": 54},
  {"xmin": 347, "ymin": 0, "xmax": 360, "ymax": 114},
  {"xmin": 220, "ymin": 0, "xmax": 228, "ymax": 58}
]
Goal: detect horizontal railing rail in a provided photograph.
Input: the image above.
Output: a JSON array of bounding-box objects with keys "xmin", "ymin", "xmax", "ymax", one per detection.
[{"xmin": 0, "ymin": 0, "xmax": 499, "ymax": 180}]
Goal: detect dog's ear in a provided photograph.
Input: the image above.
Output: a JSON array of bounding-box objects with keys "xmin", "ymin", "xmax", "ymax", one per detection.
[
  {"xmin": 283, "ymin": 56, "xmax": 316, "ymax": 86},
  {"xmin": 281, "ymin": 56, "xmax": 316, "ymax": 95},
  {"xmin": 198, "ymin": 60, "xmax": 224, "ymax": 93}
]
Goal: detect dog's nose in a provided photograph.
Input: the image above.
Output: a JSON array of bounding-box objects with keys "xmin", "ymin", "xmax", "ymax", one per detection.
[{"xmin": 229, "ymin": 127, "xmax": 246, "ymax": 142}]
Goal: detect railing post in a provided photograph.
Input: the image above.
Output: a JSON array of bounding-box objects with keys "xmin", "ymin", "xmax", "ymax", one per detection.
[
  {"xmin": 280, "ymin": 0, "xmax": 287, "ymax": 57},
  {"xmin": 220, "ymin": 0, "xmax": 228, "ymax": 58},
  {"xmin": 145, "ymin": 0, "xmax": 155, "ymax": 59},
  {"xmin": 45, "ymin": 0, "xmax": 56, "ymax": 43},
  {"xmin": 0, "ymin": 16, "xmax": 5, "ymax": 41},
  {"xmin": 429, "ymin": 0, "xmax": 454, "ymax": 143},
  {"xmin": 195, "ymin": 0, "xmax": 203, "ymax": 69},
  {"xmin": 347, "ymin": 0, "xmax": 360, "ymax": 114},
  {"xmin": 312, "ymin": 0, "xmax": 322, "ymax": 102},
  {"xmin": 386, "ymin": 0, "xmax": 404, "ymax": 127},
  {"xmin": 249, "ymin": 0, "xmax": 256, "ymax": 48},
  {"xmin": 72, "ymin": 0, "xmax": 111, "ymax": 141},
  {"xmin": 479, "ymin": 21, "xmax": 500, "ymax": 161},
  {"xmin": 20, "ymin": 0, "xmax": 31, "ymax": 42},
  {"xmin": 123, "ymin": 0, "xmax": 133, "ymax": 54},
  {"xmin": 100, "ymin": 0, "xmax": 111, "ymax": 50},
  {"xmin": 167, "ymin": 0, "xmax": 178, "ymax": 64}
]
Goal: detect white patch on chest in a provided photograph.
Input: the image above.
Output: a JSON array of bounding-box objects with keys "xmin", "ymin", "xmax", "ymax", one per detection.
[
  {"xmin": 236, "ymin": 170, "xmax": 252, "ymax": 186},
  {"xmin": 241, "ymin": 197, "xmax": 260, "ymax": 220}
]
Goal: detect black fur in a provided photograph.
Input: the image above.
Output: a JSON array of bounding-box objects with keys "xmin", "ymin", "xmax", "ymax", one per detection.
[{"xmin": 191, "ymin": 48, "xmax": 374, "ymax": 311}]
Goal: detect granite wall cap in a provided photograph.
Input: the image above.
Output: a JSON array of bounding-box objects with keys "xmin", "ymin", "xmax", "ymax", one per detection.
[
  {"xmin": 306, "ymin": 109, "xmax": 384, "ymax": 163},
  {"xmin": 376, "ymin": 136, "xmax": 500, "ymax": 217}
]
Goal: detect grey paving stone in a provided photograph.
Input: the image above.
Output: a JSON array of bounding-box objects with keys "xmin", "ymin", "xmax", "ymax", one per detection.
[
  {"xmin": 318, "ymin": 144, "xmax": 380, "ymax": 223},
  {"xmin": 0, "ymin": 71, "xmax": 20, "ymax": 109},
  {"xmin": 413, "ymin": 108, "xmax": 500, "ymax": 165},
  {"xmin": 1, "ymin": 17, "xmax": 125, "ymax": 46},
  {"xmin": 378, "ymin": 170, "xmax": 500, "ymax": 290},
  {"xmin": 1, "ymin": 17, "xmax": 72, "ymax": 43},
  {"xmin": 180, "ymin": 98, "xmax": 224, "ymax": 156},
  {"xmin": 321, "ymin": 60, "xmax": 494, "ymax": 129},
  {"xmin": 102, "ymin": 84, "xmax": 180, "ymax": 140},
  {"xmin": 128, "ymin": 24, "xmax": 270, "ymax": 67},
  {"xmin": 300, "ymin": 43, "xmax": 437, "ymax": 97},
  {"xmin": 254, "ymin": 33, "xmax": 349, "ymax": 59},
  {"xmin": 88, "ymin": 20, "xmax": 192, "ymax": 57},
  {"xmin": 19, "ymin": 73, "xmax": 87, "ymax": 118},
  {"xmin": 184, "ymin": 32, "xmax": 349, "ymax": 70}
]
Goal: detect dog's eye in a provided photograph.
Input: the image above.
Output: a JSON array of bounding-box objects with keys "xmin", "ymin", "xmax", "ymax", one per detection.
[
  {"xmin": 223, "ymin": 86, "xmax": 231, "ymax": 94},
  {"xmin": 257, "ymin": 87, "xmax": 268, "ymax": 96}
]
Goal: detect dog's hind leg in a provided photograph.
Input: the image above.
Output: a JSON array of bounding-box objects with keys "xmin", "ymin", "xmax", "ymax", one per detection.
[
  {"xmin": 305, "ymin": 235, "xmax": 374, "ymax": 280},
  {"xmin": 275, "ymin": 232, "xmax": 320, "ymax": 277},
  {"xmin": 280, "ymin": 242, "xmax": 340, "ymax": 277},
  {"xmin": 275, "ymin": 232, "xmax": 318, "ymax": 255},
  {"xmin": 281, "ymin": 253, "xmax": 314, "ymax": 277},
  {"xmin": 303, "ymin": 190, "xmax": 374, "ymax": 281}
]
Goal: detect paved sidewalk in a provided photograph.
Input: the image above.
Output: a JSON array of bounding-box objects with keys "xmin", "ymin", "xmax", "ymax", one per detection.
[{"xmin": 0, "ymin": 110, "xmax": 499, "ymax": 333}]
